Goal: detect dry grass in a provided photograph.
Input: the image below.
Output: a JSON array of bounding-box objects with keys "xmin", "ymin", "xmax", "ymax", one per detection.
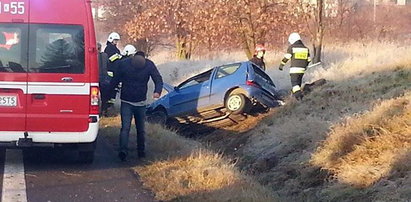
[
  {"xmin": 99, "ymin": 119, "xmax": 276, "ymax": 201},
  {"xmin": 136, "ymin": 124, "xmax": 276, "ymax": 201},
  {"xmin": 136, "ymin": 150, "xmax": 237, "ymax": 200},
  {"xmin": 312, "ymin": 94, "xmax": 411, "ymax": 187},
  {"xmin": 307, "ymin": 42, "xmax": 411, "ymax": 83}
]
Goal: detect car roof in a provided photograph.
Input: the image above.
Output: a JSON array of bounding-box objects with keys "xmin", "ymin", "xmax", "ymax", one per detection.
[{"xmin": 193, "ymin": 62, "xmax": 246, "ymax": 76}]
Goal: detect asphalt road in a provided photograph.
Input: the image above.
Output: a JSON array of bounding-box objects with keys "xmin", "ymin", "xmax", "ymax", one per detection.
[{"xmin": 0, "ymin": 138, "xmax": 155, "ymax": 202}]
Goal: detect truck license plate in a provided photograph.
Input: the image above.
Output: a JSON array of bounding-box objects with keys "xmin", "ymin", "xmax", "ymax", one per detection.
[{"xmin": 0, "ymin": 95, "xmax": 17, "ymax": 107}]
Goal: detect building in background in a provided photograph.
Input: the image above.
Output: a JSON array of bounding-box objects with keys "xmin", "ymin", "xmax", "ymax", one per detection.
[
  {"xmin": 91, "ymin": 0, "xmax": 105, "ymax": 19},
  {"xmin": 367, "ymin": 0, "xmax": 411, "ymax": 5}
]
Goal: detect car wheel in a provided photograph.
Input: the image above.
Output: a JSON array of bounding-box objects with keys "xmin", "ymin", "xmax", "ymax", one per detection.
[
  {"xmin": 148, "ymin": 110, "xmax": 168, "ymax": 125},
  {"xmin": 225, "ymin": 94, "xmax": 250, "ymax": 115}
]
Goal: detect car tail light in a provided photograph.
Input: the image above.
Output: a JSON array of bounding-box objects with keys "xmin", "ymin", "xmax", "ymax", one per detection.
[
  {"xmin": 90, "ymin": 86, "xmax": 100, "ymax": 114},
  {"xmin": 246, "ymin": 80, "xmax": 261, "ymax": 88}
]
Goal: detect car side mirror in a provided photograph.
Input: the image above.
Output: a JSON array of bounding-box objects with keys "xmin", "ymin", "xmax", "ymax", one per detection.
[{"xmin": 174, "ymin": 86, "xmax": 179, "ymax": 92}]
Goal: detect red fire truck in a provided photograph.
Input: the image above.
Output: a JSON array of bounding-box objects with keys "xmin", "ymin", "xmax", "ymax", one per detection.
[{"xmin": 0, "ymin": 0, "xmax": 99, "ymax": 163}]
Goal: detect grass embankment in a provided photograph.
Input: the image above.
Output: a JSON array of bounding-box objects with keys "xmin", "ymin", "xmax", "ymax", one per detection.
[
  {"xmin": 99, "ymin": 118, "xmax": 275, "ymax": 201},
  {"xmin": 215, "ymin": 42, "xmax": 411, "ymax": 201},
  {"xmin": 312, "ymin": 95, "xmax": 411, "ymax": 187},
  {"xmin": 100, "ymin": 42, "xmax": 411, "ymax": 201}
]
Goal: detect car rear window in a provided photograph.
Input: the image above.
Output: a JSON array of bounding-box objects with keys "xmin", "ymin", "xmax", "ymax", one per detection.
[
  {"xmin": 252, "ymin": 64, "xmax": 275, "ymax": 86},
  {"xmin": 0, "ymin": 23, "xmax": 84, "ymax": 74},
  {"xmin": 29, "ymin": 24, "xmax": 85, "ymax": 74},
  {"xmin": 0, "ymin": 24, "xmax": 28, "ymax": 72}
]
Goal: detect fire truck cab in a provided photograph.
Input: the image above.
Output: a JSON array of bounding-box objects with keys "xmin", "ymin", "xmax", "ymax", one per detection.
[{"xmin": 0, "ymin": 0, "xmax": 99, "ymax": 163}]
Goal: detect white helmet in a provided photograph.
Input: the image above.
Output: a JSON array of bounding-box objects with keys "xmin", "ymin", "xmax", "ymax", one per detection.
[
  {"xmin": 122, "ymin": 44, "xmax": 137, "ymax": 56},
  {"xmin": 288, "ymin": 32, "xmax": 301, "ymax": 44},
  {"xmin": 107, "ymin": 32, "xmax": 120, "ymax": 43}
]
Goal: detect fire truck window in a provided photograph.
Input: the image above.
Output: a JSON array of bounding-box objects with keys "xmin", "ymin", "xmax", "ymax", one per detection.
[
  {"xmin": 0, "ymin": 24, "xmax": 27, "ymax": 73},
  {"xmin": 29, "ymin": 25, "xmax": 85, "ymax": 74}
]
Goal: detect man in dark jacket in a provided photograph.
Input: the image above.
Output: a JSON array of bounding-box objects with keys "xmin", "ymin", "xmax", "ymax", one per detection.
[
  {"xmin": 249, "ymin": 44, "xmax": 266, "ymax": 70},
  {"xmin": 278, "ymin": 32, "xmax": 311, "ymax": 100},
  {"xmin": 109, "ymin": 54, "xmax": 163, "ymax": 161}
]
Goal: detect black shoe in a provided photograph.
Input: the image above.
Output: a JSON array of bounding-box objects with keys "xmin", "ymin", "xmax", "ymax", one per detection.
[
  {"xmin": 138, "ymin": 151, "xmax": 146, "ymax": 158},
  {"xmin": 118, "ymin": 152, "xmax": 127, "ymax": 161}
]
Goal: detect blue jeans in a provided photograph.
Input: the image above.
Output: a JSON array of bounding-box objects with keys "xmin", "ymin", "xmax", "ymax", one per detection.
[{"xmin": 119, "ymin": 102, "xmax": 146, "ymax": 154}]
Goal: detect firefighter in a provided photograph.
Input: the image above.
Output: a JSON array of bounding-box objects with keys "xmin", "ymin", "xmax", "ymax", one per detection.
[
  {"xmin": 278, "ymin": 33, "xmax": 311, "ymax": 100},
  {"xmin": 104, "ymin": 32, "xmax": 122, "ymax": 76},
  {"xmin": 103, "ymin": 32, "xmax": 122, "ymax": 112},
  {"xmin": 97, "ymin": 43, "xmax": 111, "ymax": 116},
  {"xmin": 250, "ymin": 44, "xmax": 266, "ymax": 70}
]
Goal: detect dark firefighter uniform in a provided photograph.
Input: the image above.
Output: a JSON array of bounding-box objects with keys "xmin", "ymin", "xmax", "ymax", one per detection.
[
  {"xmin": 250, "ymin": 56, "xmax": 266, "ymax": 71},
  {"xmin": 102, "ymin": 42, "xmax": 122, "ymax": 113},
  {"xmin": 97, "ymin": 46, "xmax": 111, "ymax": 116},
  {"xmin": 104, "ymin": 41, "xmax": 122, "ymax": 77},
  {"xmin": 250, "ymin": 44, "xmax": 267, "ymax": 71},
  {"xmin": 279, "ymin": 40, "xmax": 311, "ymax": 100}
]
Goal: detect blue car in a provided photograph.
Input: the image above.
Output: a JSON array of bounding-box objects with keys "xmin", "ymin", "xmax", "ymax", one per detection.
[{"xmin": 147, "ymin": 61, "xmax": 282, "ymax": 124}]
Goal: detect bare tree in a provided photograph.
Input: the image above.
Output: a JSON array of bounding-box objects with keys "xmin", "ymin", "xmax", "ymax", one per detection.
[
  {"xmin": 98, "ymin": 0, "xmax": 411, "ymax": 60},
  {"xmin": 228, "ymin": 0, "xmax": 293, "ymax": 59},
  {"xmin": 298, "ymin": 0, "xmax": 325, "ymax": 63}
]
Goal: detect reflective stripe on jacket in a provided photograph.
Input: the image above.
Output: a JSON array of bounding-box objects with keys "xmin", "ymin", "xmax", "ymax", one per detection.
[{"xmin": 289, "ymin": 67, "xmax": 306, "ymax": 74}]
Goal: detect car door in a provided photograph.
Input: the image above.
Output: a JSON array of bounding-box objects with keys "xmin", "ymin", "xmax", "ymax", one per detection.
[
  {"xmin": 0, "ymin": 0, "xmax": 29, "ymax": 132},
  {"xmin": 25, "ymin": 23, "xmax": 90, "ymax": 132},
  {"xmin": 249, "ymin": 63, "xmax": 277, "ymax": 95},
  {"xmin": 169, "ymin": 69, "xmax": 213, "ymax": 116},
  {"xmin": 209, "ymin": 63, "xmax": 243, "ymax": 104}
]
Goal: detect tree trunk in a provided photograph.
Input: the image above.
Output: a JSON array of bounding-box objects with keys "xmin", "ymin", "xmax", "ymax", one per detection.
[
  {"xmin": 239, "ymin": 28, "xmax": 253, "ymax": 59},
  {"xmin": 313, "ymin": 0, "xmax": 324, "ymax": 63},
  {"xmin": 242, "ymin": 39, "xmax": 253, "ymax": 59},
  {"xmin": 176, "ymin": 36, "xmax": 190, "ymax": 60},
  {"xmin": 313, "ymin": 42, "xmax": 322, "ymax": 64}
]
